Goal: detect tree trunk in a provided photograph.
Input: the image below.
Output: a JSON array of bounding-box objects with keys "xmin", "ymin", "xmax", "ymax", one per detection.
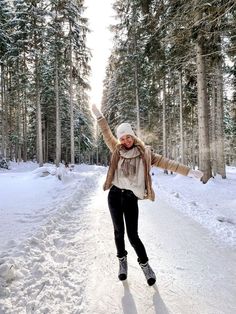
[
  {"xmin": 45, "ymin": 120, "xmax": 49, "ymax": 162},
  {"xmin": 34, "ymin": 15, "xmax": 43, "ymax": 167},
  {"xmin": 162, "ymin": 77, "xmax": 168, "ymax": 173},
  {"xmin": 232, "ymin": 62, "xmax": 236, "ymax": 165},
  {"xmin": 215, "ymin": 60, "xmax": 226, "ymax": 178},
  {"xmin": 22, "ymin": 53, "xmax": 27, "ymax": 162},
  {"xmin": 69, "ymin": 27, "xmax": 75, "ymax": 165},
  {"xmin": 0, "ymin": 64, "xmax": 6, "ymax": 157},
  {"xmin": 211, "ymin": 85, "xmax": 217, "ymax": 176},
  {"xmin": 132, "ymin": 6, "xmax": 140, "ymax": 137},
  {"xmin": 22, "ymin": 91, "xmax": 27, "ymax": 162},
  {"xmin": 55, "ymin": 54, "xmax": 61, "ymax": 167},
  {"xmin": 134, "ymin": 51, "xmax": 140, "ymax": 137},
  {"xmin": 191, "ymin": 106, "xmax": 197, "ymax": 169},
  {"xmin": 9, "ymin": 70, "xmax": 13, "ymax": 160},
  {"xmin": 162, "ymin": 77, "xmax": 167, "ymax": 156},
  {"xmin": 16, "ymin": 60, "xmax": 22, "ymax": 162},
  {"xmin": 196, "ymin": 38, "xmax": 212, "ymax": 183},
  {"xmin": 35, "ymin": 58, "xmax": 43, "ymax": 166},
  {"xmin": 179, "ymin": 71, "xmax": 185, "ymax": 164}
]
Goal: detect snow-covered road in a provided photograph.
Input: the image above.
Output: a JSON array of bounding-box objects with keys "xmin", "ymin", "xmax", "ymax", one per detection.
[{"xmin": 0, "ymin": 166, "xmax": 236, "ymax": 314}]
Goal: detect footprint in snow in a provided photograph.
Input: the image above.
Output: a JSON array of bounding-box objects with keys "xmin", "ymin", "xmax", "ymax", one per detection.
[{"xmin": 217, "ymin": 216, "xmax": 235, "ymax": 225}]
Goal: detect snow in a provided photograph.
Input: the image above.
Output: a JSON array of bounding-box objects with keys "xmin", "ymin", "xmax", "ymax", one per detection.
[
  {"xmin": 0, "ymin": 162, "xmax": 236, "ymax": 313},
  {"xmin": 152, "ymin": 166, "xmax": 236, "ymax": 247}
]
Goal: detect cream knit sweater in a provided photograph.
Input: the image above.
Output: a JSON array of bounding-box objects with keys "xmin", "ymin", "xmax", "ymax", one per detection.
[{"xmin": 112, "ymin": 147, "xmax": 145, "ymax": 199}]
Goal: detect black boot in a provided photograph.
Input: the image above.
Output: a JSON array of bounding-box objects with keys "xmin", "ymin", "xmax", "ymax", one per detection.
[
  {"xmin": 118, "ymin": 256, "xmax": 127, "ymax": 281},
  {"xmin": 139, "ymin": 261, "xmax": 156, "ymax": 286}
]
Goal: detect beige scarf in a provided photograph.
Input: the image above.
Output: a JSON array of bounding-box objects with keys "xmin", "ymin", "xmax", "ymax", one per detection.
[{"xmin": 119, "ymin": 147, "xmax": 141, "ymax": 177}]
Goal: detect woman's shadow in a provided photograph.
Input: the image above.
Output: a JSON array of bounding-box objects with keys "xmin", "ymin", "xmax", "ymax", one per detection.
[
  {"xmin": 121, "ymin": 281, "xmax": 170, "ymax": 314},
  {"xmin": 152, "ymin": 284, "xmax": 170, "ymax": 314},
  {"xmin": 121, "ymin": 281, "xmax": 138, "ymax": 314}
]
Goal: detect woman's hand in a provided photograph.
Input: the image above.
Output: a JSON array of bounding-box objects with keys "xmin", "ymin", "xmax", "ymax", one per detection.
[
  {"xmin": 92, "ymin": 104, "xmax": 102, "ymax": 118},
  {"xmin": 188, "ymin": 169, "xmax": 204, "ymax": 180}
]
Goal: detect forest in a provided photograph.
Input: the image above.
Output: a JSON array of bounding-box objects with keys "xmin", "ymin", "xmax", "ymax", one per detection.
[
  {"xmin": 0, "ymin": 0, "xmax": 93, "ymax": 167},
  {"xmin": 1, "ymin": 0, "xmax": 236, "ymax": 183}
]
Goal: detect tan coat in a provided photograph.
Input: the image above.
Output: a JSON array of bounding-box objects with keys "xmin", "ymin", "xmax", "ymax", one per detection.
[{"xmin": 97, "ymin": 117, "xmax": 190, "ymax": 201}]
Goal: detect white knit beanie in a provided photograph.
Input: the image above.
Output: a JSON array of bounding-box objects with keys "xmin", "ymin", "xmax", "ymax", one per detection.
[{"xmin": 116, "ymin": 122, "xmax": 136, "ymax": 139}]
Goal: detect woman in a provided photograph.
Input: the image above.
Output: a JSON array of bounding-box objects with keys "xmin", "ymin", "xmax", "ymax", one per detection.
[{"xmin": 92, "ymin": 104, "xmax": 203, "ymax": 286}]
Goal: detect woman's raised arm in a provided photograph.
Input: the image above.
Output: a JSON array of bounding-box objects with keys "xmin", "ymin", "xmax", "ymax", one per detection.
[{"xmin": 92, "ymin": 104, "xmax": 118, "ymax": 152}]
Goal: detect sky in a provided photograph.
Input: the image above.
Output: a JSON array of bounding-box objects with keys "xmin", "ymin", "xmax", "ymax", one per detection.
[{"xmin": 84, "ymin": 0, "xmax": 115, "ymax": 107}]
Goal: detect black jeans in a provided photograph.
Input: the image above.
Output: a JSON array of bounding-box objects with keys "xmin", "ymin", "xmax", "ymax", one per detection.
[{"xmin": 108, "ymin": 185, "xmax": 148, "ymax": 264}]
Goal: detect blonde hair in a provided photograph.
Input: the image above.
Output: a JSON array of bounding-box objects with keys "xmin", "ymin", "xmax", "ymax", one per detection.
[{"xmin": 116, "ymin": 135, "xmax": 146, "ymax": 154}]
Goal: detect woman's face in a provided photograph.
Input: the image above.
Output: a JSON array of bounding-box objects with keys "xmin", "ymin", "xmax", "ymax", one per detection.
[{"xmin": 119, "ymin": 135, "xmax": 134, "ymax": 149}]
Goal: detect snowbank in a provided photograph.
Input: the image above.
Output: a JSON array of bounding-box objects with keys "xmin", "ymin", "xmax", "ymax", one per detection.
[{"xmin": 152, "ymin": 166, "xmax": 236, "ymax": 247}]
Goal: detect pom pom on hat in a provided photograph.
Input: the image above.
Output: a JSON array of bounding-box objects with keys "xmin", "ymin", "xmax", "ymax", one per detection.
[{"xmin": 116, "ymin": 122, "xmax": 136, "ymax": 139}]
